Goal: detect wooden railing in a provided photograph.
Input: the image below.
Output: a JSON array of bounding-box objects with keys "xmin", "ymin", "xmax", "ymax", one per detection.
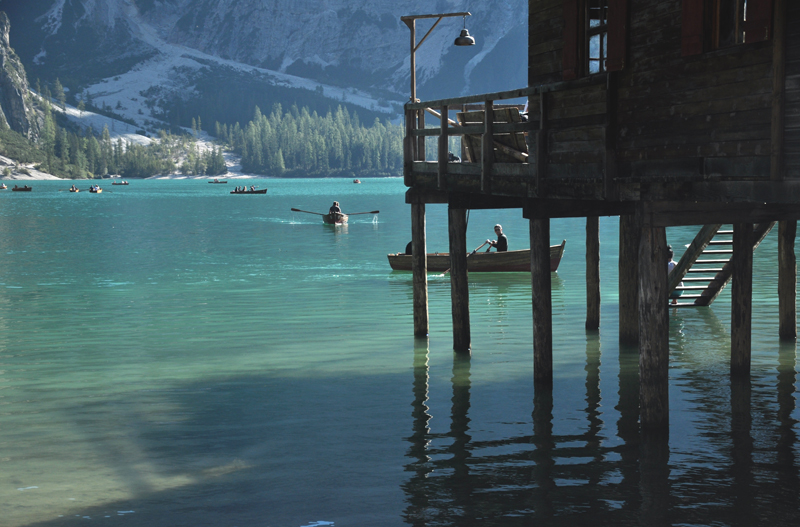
[{"xmin": 404, "ymin": 73, "xmax": 614, "ymax": 196}]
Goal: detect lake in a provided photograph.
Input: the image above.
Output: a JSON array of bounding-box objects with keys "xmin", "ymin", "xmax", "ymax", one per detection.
[{"xmin": 0, "ymin": 178, "xmax": 797, "ymax": 526}]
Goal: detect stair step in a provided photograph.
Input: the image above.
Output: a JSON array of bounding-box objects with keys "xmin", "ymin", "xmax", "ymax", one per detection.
[
  {"xmin": 695, "ymin": 259, "xmax": 730, "ymax": 264},
  {"xmin": 708, "ymin": 240, "xmax": 733, "ymax": 245},
  {"xmin": 687, "ymin": 268, "xmax": 724, "ymax": 273},
  {"xmin": 701, "ymin": 249, "xmax": 733, "ymax": 254},
  {"xmin": 676, "ymin": 286, "xmax": 710, "ymax": 290},
  {"xmin": 682, "ymin": 277, "xmax": 722, "ymax": 282}
]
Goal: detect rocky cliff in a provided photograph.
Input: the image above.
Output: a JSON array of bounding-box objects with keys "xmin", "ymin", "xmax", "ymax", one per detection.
[{"xmin": 0, "ymin": 12, "xmax": 38, "ymax": 139}]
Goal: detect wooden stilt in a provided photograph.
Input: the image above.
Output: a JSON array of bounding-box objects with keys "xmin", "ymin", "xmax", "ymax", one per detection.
[
  {"xmin": 411, "ymin": 202, "xmax": 429, "ymax": 336},
  {"xmin": 586, "ymin": 216, "xmax": 600, "ymax": 330},
  {"xmin": 531, "ymin": 218, "xmax": 553, "ymax": 384},
  {"xmin": 731, "ymin": 223, "xmax": 753, "ymax": 376},
  {"xmin": 619, "ymin": 214, "xmax": 640, "ymax": 345},
  {"xmin": 778, "ymin": 220, "xmax": 797, "ymax": 340},
  {"xmin": 448, "ymin": 206, "xmax": 470, "ymax": 352},
  {"xmin": 638, "ymin": 225, "xmax": 669, "ymax": 429}
]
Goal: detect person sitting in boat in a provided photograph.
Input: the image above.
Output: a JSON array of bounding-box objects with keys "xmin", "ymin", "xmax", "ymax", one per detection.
[
  {"xmin": 487, "ymin": 224, "xmax": 508, "ymax": 252},
  {"xmin": 667, "ymin": 244, "xmax": 683, "ymax": 305},
  {"xmin": 250, "ymin": 186, "xmax": 255, "ymax": 192},
  {"xmin": 404, "ymin": 241, "xmax": 412, "ymax": 255},
  {"xmin": 329, "ymin": 201, "xmax": 341, "ymax": 214}
]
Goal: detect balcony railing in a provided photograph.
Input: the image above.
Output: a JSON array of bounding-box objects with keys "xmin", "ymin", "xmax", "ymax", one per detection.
[{"xmin": 404, "ymin": 73, "xmax": 614, "ymax": 197}]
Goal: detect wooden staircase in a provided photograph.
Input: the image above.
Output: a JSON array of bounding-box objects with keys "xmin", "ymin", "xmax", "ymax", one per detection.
[{"xmin": 667, "ymin": 223, "xmax": 775, "ymax": 307}]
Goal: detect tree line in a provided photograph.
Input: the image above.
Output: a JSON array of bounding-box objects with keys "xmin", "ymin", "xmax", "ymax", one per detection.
[{"xmin": 215, "ymin": 104, "xmax": 404, "ymax": 177}]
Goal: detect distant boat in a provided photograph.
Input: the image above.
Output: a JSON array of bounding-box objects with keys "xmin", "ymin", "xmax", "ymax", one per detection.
[
  {"xmin": 11, "ymin": 185, "xmax": 31, "ymax": 191},
  {"xmin": 353, "ymin": 179, "xmax": 361, "ymax": 184},
  {"xmin": 387, "ymin": 240, "xmax": 567, "ymax": 273},
  {"xmin": 230, "ymin": 188, "xmax": 267, "ymax": 194},
  {"xmin": 69, "ymin": 188, "xmax": 80, "ymax": 193},
  {"xmin": 89, "ymin": 187, "xmax": 103, "ymax": 193},
  {"xmin": 208, "ymin": 179, "xmax": 227, "ymax": 184},
  {"xmin": 0, "ymin": 184, "xmax": 6, "ymax": 190},
  {"xmin": 112, "ymin": 181, "xmax": 129, "ymax": 185}
]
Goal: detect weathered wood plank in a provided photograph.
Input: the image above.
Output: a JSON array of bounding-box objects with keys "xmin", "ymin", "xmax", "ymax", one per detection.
[
  {"xmin": 531, "ymin": 218, "xmax": 553, "ymax": 385},
  {"xmin": 731, "ymin": 223, "xmax": 754, "ymax": 376},
  {"xmin": 448, "ymin": 207, "xmax": 470, "ymax": 352}
]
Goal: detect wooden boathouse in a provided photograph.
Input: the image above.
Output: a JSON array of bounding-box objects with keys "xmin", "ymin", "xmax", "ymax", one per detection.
[{"xmin": 403, "ymin": 0, "xmax": 799, "ymax": 429}]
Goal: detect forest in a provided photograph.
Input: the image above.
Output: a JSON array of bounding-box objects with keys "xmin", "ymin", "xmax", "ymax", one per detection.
[
  {"xmin": 0, "ymin": 87, "xmax": 404, "ymax": 179},
  {"xmin": 216, "ymin": 104, "xmax": 404, "ymax": 177}
]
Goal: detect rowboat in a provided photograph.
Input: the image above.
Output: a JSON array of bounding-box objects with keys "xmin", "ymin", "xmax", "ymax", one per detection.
[
  {"xmin": 387, "ymin": 240, "xmax": 566, "ymax": 273},
  {"xmin": 209, "ymin": 179, "xmax": 227, "ymax": 184},
  {"xmin": 323, "ymin": 212, "xmax": 347, "ymax": 224},
  {"xmin": 0, "ymin": 184, "xmax": 6, "ymax": 189},
  {"xmin": 11, "ymin": 185, "xmax": 31, "ymax": 191},
  {"xmin": 353, "ymin": 179, "xmax": 361, "ymax": 184},
  {"xmin": 89, "ymin": 187, "xmax": 102, "ymax": 193},
  {"xmin": 111, "ymin": 182, "xmax": 128, "ymax": 185},
  {"xmin": 230, "ymin": 188, "xmax": 267, "ymax": 194},
  {"xmin": 69, "ymin": 188, "xmax": 80, "ymax": 192}
]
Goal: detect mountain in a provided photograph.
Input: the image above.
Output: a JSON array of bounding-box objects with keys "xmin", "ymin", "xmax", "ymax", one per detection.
[
  {"xmin": 0, "ymin": 11, "xmax": 39, "ymax": 139},
  {"xmin": 0, "ymin": 0, "xmax": 527, "ymax": 134}
]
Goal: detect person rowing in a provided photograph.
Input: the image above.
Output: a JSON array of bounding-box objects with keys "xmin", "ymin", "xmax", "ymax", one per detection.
[{"xmin": 486, "ymin": 224, "xmax": 508, "ymax": 252}]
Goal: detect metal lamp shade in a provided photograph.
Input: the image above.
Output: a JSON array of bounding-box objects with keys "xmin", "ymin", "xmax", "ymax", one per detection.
[{"xmin": 454, "ymin": 28, "xmax": 475, "ymax": 46}]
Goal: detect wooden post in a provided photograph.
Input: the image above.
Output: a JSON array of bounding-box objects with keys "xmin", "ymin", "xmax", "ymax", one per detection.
[
  {"xmin": 778, "ymin": 220, "xmax": 797, "ymax": 340},
  {"xmin": 404, "ymin": 107, "xmax": 414, "ymax": 186},
  {"xmin": 771, "ymin": 0, "xmax": 787, "ymax": 181},
  {"xmin": 449, "ymin": 206, "xmax": 470, "ymax": 352},
  {"xmin": 604, "ymin": 71, "xmax": 619, "ymax": 199},
  {"xmin": 481, "ymin": 100, "xmax": 494, "ymax": 193},
  {"xmin": 438, "ymin": 104, "xmax": 448, "ymax": 189},
  {"xmin": 411, "ymin": 202, "xmax": 429, "ymax": 337},
  {"xmin": 731, "ymin": 223, "xmax": 754, "ymax": 376},
  {"xmin": 535, "ymin": 92, "xmax": 548, "ymax": 192},
  {"xmin": 417, "ymin": 110, "xmax": 426, "ymax": 162},
  {"xmin": 586, "ymin": 216, "xmax": 600, "ymax": 330},
  {"xmin": 619, "ymin": 214, "xmax": 640, "ymax": 345},
  {"xmin": 531, "ymin": 218, "xmax": 553, "ymax": 384},
  {"xmin": 638, "ymin": 225, "xmax": 669, "ymax": 429}
]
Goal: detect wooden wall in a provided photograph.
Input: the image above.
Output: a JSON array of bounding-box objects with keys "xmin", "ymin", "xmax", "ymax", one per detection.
[
  {"xmin": 528, "ymin": 0, "xmax": 776, "ymax": 181},
  {"xmin": 785, "ymin": 1, "xmax": 800, "ymax": 177}
]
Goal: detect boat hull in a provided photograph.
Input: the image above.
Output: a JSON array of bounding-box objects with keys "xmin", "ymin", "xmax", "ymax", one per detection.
[
  {"xmin": 387, "ymin": 241, "xmax": 566, "ymax": 273},
  {"xmin": 230, "ymin": 189, "xmax": 267, "ymax": 194},
  {"xmin": 12, "ymin": 187, "xmax": 31, "ymax": 191},
  {"xmin": 323, "ymin": 213, "xmax": 348, "ymax": 224}
]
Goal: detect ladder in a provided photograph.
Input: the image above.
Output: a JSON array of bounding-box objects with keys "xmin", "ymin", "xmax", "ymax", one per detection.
[{"xmin": 668, "ymin": 222, "xmax": 775, "ymax": 307}]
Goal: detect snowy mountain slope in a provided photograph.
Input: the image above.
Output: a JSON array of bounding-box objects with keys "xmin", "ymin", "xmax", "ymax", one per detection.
[{"xmin": 0, "ymin": 0, "xmax": 528, "ymax": 132}]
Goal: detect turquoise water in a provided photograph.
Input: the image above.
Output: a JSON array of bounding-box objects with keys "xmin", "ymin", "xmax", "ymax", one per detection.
[{"xmin": 0, "ymin": 178, "xmax": 797, "ymax": 526}]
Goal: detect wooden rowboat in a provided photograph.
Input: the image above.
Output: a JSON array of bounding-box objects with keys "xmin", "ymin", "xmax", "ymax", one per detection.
[
  {"xmin": 323, "ymin": 212, "xmax": 348, "ymax": 224},
  {"xmin": 89, "ymin": 188, "xmax": 103, "ymax": 193},
  {"xmin": 208, "ymin": 180, "xmax": 227, "ymax": 183},
  {"xmin": 11, "ymin": 186, "xmax": 31, "ymax": 191},
  {"xmin": 230, "ymin": 188, "xmax": 267, "ymax": 194},
  {"xmin": 111, "ymin": 182, "xmax": 128, "ymax": 185},
  {"xmin": 387, "ymin": 240, "xmax": 566, "ymax": 273}
]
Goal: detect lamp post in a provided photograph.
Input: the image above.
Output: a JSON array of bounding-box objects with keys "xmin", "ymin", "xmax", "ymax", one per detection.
[{"xmin": 400, "ymin": 12, "xmax": 474, "ymax": 102}]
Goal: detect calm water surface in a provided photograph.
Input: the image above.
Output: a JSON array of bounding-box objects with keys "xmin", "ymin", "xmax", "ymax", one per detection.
[{"xmin": 0, "ymin": 178, "xmax": 797, "ymax": 526}]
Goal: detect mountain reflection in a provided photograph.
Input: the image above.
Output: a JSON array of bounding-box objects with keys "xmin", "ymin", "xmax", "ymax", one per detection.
[{"xmin": 402, "ymin": 315, "xmax": 800, "ymax": 525}]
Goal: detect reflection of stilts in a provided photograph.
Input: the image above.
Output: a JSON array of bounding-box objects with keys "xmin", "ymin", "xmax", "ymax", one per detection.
[
  {"xmin": 532, "ymin": 388, "xmax": 555, "ymax": 518},
  {"xmin": 777, "ymin": 341, "xmax": 799, "ymax": 504},
  {"xmin": 730, "ymin": 376, "xmax": 756, "ymax": 525},
  {"xmin": 639, "ymin": 430, "xmax": 670, "ymax": 526},
  {"xmin": 402, "ymin": 338, "xmax": 433, "ymax": 521},
  {"xmin": 446, "ymin": 353, "xmax": 473, "ymax": 516}
]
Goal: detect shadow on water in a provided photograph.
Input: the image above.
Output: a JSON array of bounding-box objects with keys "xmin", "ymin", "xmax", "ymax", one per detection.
[{"xmin": 401, "ymin": 326, "xmax": 800, "ymax": 526}]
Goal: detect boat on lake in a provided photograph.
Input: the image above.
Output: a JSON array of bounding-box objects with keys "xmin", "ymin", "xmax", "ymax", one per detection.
[
  {"xmin": 0, "ymin": 184, "xmax": 6, "ymax": 189},
  {"xmin": 387, "ymin": 240, "xmax": 566, "ymax": 273},
  {"xmin": 230, "ymin": 188, "xmax": 267, "ymax": 194},
  {"xmin": 112, "ymin": 181, "xmax": 128, "ymax": 185},
  {"xmin": 323, "ymin": 212, "xmax": 347, "ymax": 224},
  {"xmin": 353, "ymin": 179, "xmax": 361, "ymax": 184},
  {"xmin": 209, "ymin": 179, "xmax": 227, "ymax": 184},
  {"xmin": 89, "ymin": 187, "xmax": 103, "ymax": 193},
  {"xmin": 12, "ymin": 185, "xmax": 31, "ymax": 191}
]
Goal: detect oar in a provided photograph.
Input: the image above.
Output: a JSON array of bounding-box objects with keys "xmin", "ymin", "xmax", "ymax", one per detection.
[
  {"xmin": 346, "ymin": 210, "xmax": 380, "ymax": 215},
  {"xmin": 291, "ymin": 208, "xmax": 325, "ymax": 215},
  {"xmin": 439, "ymin": 241, "xmax": 488, "ymax": 276}
]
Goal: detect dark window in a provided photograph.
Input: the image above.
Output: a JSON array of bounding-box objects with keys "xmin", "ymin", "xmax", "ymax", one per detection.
[
  {"xmin": 587, "ymin": 0, "xmax": 609, "ymax": 74},
  {"xmin": 714, "ymin": 0, "xmax": 747, "ymax": 49}
]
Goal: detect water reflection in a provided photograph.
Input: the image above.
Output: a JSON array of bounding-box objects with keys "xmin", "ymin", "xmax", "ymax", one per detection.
[{"xmin": 402, "ymin": 320, "xmax": 800, "ymax": 525}]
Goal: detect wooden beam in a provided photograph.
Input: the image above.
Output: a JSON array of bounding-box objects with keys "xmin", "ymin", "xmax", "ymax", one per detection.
[
  {"xmin": 531, "ymin": 218, "xmax": 553, "ymax": 385},
  {"xmin": 482, "ymin": 100, "xmax": 494, "ymax": 193},
  {"xmin": 638, "ymin": 225, "xmax": 669, "ymax": 429},
  {"xmin": 778, "ymin": 220, "xmax": 797, "ymax": 340},
  {"xmin": 619, "ymin": 214, "xmax": 640, "ymax": 346},
  {"xmin": 640, "ymin": 200, "xmax": 800, "ymax": 227},
  {"xmin": 535, "ymin": 92, "xmax": 549, "ymax": 194},
  {"xmin": 771, "ymin": 0, "xmax": 787, "ymax": 181},
  {"xmin": 411, "ymin": 203, "xmax": 429, "ymax": 337},
  {"xmin": 586, "ymin": 216, "xmax": 600, "ymax": 330},
  {"xmin": 731, "ymin": 223, "xmax": 754, "ymax": 376},
  {"xmin": 438, "ymin": 104, "xmax": 448, "ymax": 189},
  {"xmin": 449, "ymin": 207, "xmax": 470, "ymax": 352},
  {"xmin": 604, "ymin": 72, "xmax": 619, "ymax": 200}
]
